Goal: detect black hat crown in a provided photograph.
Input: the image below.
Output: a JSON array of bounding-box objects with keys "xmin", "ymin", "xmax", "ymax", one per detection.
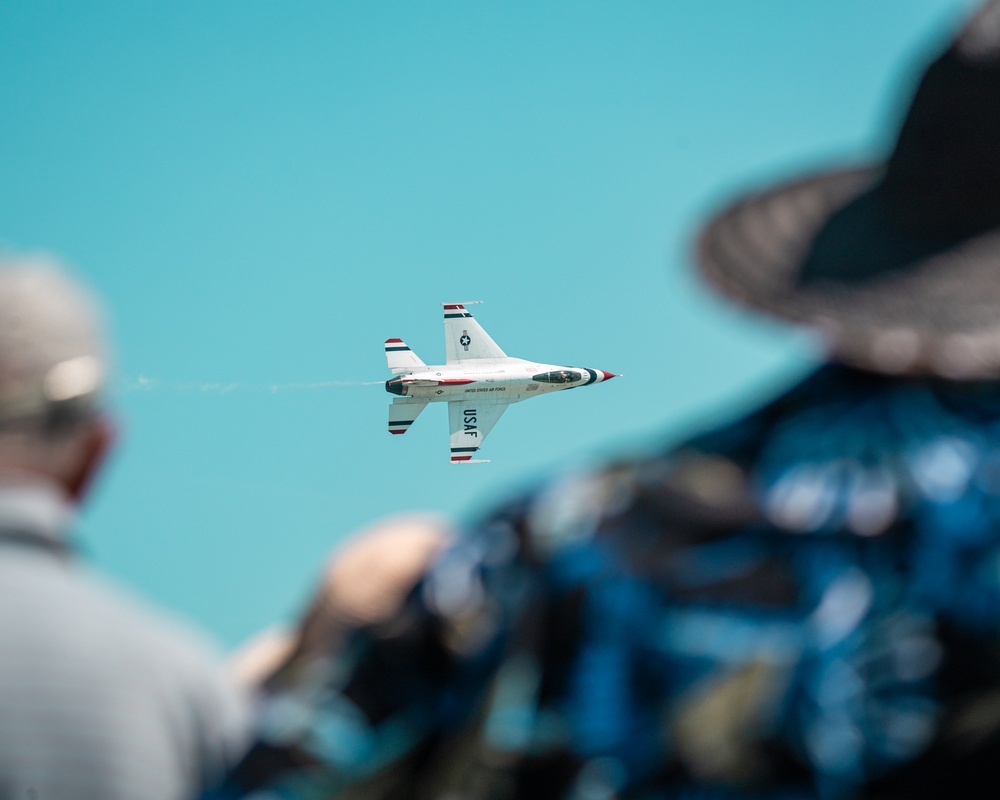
[
  {"xmin": 802, "ymin": 1, "xmax": 1000, "ymax": 284},
  {"xmin": 884, "ymin": 0, "xmax": 1000, "ymax": 237},
  {"xmin": 696, "ymin": 1, "xmax": 1000, "ymax": 378}
]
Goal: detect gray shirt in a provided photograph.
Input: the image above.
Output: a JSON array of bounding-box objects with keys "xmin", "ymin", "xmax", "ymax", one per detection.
[{"xmin": 0, "ymin": 481, "xmax": 250, "ymax": 800}]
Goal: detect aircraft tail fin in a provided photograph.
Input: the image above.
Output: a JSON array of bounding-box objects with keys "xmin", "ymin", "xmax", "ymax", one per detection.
[
  {"xmin": 443, "ymin": 303, "xmax": 507, "ymax": 364},
  {"xmin": 385, "ymin": 338, "xmax": 425, "ymax": 374},
  {"xmin": 389, "ymin": 398, "xmax": 428, "ymax": 435}
]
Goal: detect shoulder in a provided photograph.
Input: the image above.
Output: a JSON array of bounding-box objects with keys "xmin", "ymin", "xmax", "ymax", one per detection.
[
  {"xmin": 0, "ymin": 556, "xmax": 251, "ymax": 792},
  {"xmin": 83, "ymin": 571, "xmax": 252, "ymax": 783},
  {"xmin": 76, "ymin": 568, "xmax": 249, "ymax": 721}
]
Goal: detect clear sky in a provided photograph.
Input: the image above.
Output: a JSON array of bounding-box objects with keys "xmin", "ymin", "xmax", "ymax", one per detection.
[{"xmin": 0, "ymin": 0, "xmax": 980, "ymax": 647}]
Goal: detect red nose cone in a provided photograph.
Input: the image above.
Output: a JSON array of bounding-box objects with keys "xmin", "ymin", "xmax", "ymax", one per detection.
[{"xmin": 601, "ymin": 371, "xmax": 618, "ymax": 380}]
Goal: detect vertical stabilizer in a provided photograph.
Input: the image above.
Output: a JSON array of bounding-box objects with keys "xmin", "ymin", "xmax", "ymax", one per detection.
[
  {"xmin": 385, "ymin": 339, "xmax": 426, "ymax": 374},
  {"xmin": 443, "ymin": 303, "xmax": 507, "ymax": 364}
]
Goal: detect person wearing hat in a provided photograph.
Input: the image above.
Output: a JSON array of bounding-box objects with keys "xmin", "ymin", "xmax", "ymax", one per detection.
[
  {"xmin": 0, "ymin": 257, "xmax": 250, "ymax": 799},
  {"xmin": 214, "ymin": 2, "xmax": 1000, "ymax": 798}
]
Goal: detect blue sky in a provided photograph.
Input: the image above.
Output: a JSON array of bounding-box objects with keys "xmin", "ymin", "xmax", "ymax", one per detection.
[{"xmin": 0, "ymin": 0, "xmax": 980, "ymax": 647}]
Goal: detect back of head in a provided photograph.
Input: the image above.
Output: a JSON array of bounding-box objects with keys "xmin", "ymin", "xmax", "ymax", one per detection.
[{"xmin": 0, "ymin": 254, "xmax": 109, "ymax": 488}]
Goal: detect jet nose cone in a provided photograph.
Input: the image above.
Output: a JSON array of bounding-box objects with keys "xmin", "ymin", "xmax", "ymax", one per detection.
[{"xmin": 600, "ymin": 371, "xmax": 618, "ymax": 381}]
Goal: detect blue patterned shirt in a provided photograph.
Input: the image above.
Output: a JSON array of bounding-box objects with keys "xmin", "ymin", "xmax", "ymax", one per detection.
[{"xmin": 218, "ymin": 364, "xmax": 1000, "ymax": 799}]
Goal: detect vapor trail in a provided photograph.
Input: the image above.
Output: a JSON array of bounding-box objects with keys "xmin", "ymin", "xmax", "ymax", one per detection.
[{"xmin": 119, "ymin": 376, "xmax": 382, "ymax": 395}]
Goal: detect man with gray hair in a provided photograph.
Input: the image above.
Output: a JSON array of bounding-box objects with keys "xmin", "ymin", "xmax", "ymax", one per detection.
[{"xmin": 0, "ymin": 256, "xmax": 249, "ymax": 799}]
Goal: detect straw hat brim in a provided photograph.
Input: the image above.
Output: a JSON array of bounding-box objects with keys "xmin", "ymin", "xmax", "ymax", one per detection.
[{"xmin": 696, "ymin": 165, "xmax": 1000, "ymax": 378}]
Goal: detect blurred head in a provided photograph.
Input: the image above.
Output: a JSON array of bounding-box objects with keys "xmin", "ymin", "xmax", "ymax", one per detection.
[{"xmin": 0, "ymin": 254, "xmax": 112, "ymax": 502}]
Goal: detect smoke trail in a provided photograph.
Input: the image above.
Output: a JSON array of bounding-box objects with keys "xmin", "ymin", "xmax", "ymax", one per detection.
[
  {"xmin": 267, "ymin": 380, "xmax": 383, "ymax": 393},
  {"xmin": 119, "ymin": 376, "xmax": 382, "ymax": 395}
]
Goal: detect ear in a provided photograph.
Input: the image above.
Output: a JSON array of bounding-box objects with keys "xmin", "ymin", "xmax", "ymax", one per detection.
[{"xmin": 64, "ymin": 416, "xmax": 116, "ymax": 503}]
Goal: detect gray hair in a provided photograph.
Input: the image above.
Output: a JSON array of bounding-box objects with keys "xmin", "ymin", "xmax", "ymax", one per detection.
[{"xmin": 0, "ymin": 254, "xmax": 108, "ymax": 440}]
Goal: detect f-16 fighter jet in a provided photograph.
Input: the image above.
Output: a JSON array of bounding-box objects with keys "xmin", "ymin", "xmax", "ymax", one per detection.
[{"xmin": 385, "ymin": 302, "xmax": 618, "ymax": 463}]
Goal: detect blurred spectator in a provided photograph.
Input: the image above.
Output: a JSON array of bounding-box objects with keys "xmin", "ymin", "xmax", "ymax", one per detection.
[
  {"xmin": 217, "ymin": 2, "xmax": 1000, "ymax": 798},
  {"xmin": 0, "ymin": 256, "xmax": 249, "ymax": 799},
  {"xmin": 229, "ymin": 513, "xmax": 453, "ymax": 690}
]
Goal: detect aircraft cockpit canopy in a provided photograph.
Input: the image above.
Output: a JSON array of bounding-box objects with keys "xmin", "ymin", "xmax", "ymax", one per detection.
[{"xmin": 532, "ymin": 370, "xmax": 582, "ymax": 384}]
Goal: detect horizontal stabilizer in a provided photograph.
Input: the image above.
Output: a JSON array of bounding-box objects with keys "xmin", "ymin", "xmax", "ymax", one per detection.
[
  {"xmin": 385, "ymin": 338, "xmax": 426, "ymax": 374},
  {"xmin": 388, "ymin": 398, "xmax": 428, "ymax": 435}
]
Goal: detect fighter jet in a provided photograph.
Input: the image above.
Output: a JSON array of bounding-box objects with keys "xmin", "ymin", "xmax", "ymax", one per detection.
[{"xmin": 385, "ymin": 302, "xmax": 618, "ymax": 463}]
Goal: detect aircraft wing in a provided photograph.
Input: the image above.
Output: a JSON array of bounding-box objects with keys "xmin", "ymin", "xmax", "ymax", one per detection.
[
  {"xmin": 443, "ymin": 303, "xmax": 507, "ymax": 364},
  {"xmin": 448, "ymin": 399, "xmax": 509, "ymax": 463}
]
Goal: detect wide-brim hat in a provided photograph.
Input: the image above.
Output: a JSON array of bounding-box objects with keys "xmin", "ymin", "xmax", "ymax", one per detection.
[{"xmin": 696, "ymin": 1, "xmax": 1000, "ymax": 379}]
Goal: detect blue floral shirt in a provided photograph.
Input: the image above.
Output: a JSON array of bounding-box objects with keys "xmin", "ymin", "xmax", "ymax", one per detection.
[{"xmin": 217, "ymin": 364, "xmax": 1000, "ymax": 799}]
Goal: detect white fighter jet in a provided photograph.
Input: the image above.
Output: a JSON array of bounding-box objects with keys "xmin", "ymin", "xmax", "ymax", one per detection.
[{"xmin": 385, "ymin": 302, "xmax": 618, "ymax": 463}]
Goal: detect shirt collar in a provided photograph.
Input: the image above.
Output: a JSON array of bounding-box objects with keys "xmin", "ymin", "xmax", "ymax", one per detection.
[{"xmin": 0, "ymin": 479, "xmax": 76, "ymax": 544}]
